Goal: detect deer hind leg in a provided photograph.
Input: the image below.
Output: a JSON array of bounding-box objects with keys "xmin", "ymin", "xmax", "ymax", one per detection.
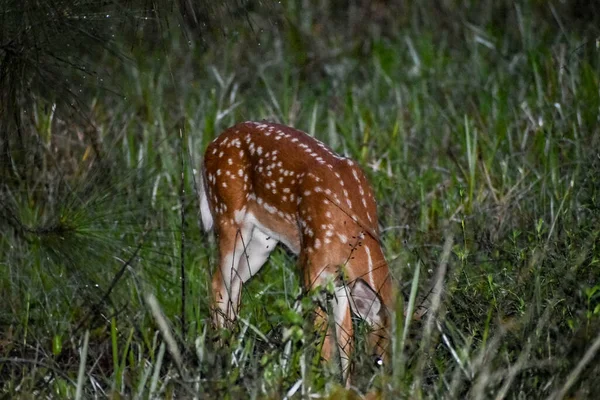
[
  {"xmin": 212, "ymin": 221, "xmax": 253, "ymax": 329},
  {"xmin": 229, "ymin": 227, "xmax": 278, "ymax": 312}
]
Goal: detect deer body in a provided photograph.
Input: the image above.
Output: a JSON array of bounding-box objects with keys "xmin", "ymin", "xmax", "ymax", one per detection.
[{"xmin": 200, "ymin": 121, "xmax": 392, "ymax": 378}]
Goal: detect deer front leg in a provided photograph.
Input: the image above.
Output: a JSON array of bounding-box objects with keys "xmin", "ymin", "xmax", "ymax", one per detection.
[
  {"xmin": 330, "ymin": 284, "xmax": 354, "ymax": 383},
  {"xmin": 304, "ymin": 256, "xmax": 354, "ymax": 385},
  {"xmin": 350, "ymin": 278, "xmax": 390, "ymax": 365}
]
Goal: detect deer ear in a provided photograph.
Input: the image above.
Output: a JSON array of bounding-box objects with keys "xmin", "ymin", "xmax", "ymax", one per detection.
[{"xmin": 350, "ymin": 279, "xmax": 383, "ymax": 323}]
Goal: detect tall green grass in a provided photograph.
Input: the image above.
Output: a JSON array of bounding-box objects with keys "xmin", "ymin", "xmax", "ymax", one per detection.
[{"xmin": 1, "ymin": 1, "xmax": 599, "ymax": 398}]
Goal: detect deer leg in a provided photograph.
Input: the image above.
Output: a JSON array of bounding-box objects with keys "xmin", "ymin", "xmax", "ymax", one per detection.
[
  {"xmin": 350, "ymin": 278, "xmax": 390, "ymax": 363},
  {"xmin": 303, "ymin": 254, "xmax": 354, "ymax": 385},
  {"xmin": 212, "ymin": 222, "xmax": 253, "ymax": 329},
  {"xmin": 330, "ymin": 284, "xmax": 354, "ymax": 384},
  {"xmin": 344, "ymin": 239, "xmax": 392, "ymax": 364},
  {"xmin": 228, "ymin": 227, "xmax": 278, "ymax": 312}
]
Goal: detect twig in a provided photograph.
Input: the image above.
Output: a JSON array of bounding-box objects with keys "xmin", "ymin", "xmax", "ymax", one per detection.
[{"xmin": 179, "ymin": 128, "xmax": 187, "ymax": 335}]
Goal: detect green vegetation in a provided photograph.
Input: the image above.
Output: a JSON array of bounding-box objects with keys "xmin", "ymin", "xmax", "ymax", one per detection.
[{"xmin": 1, "ymin": 1, "xmax": 599, "ymax": 398}]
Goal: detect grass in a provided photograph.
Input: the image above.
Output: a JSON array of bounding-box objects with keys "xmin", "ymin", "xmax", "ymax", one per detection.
[{"xmin": 1, "ymin": 1, "xmax": 600, "ymax": 398}]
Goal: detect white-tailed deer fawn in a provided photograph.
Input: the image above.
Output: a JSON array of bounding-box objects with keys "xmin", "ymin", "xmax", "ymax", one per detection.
[{"xmin": 199, "ymin": 121, "xmax": 393, "ymax": 380}]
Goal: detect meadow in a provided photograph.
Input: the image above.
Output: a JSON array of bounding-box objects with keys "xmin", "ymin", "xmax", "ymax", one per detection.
[{"xmin": 1, "ymin": 1, "xmax": 599, "ymax": 398}]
